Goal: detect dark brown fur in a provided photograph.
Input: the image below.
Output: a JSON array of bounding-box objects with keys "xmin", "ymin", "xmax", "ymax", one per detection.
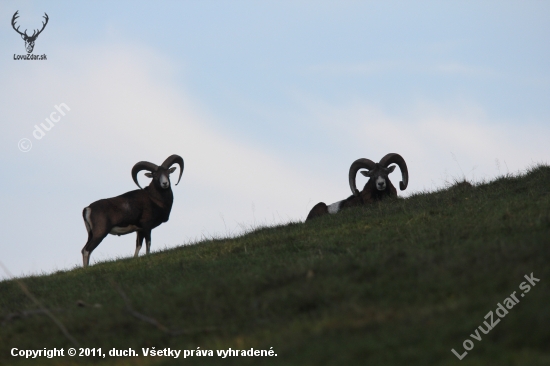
[
  {"xmin": 306, "ymin": 176, "xmax": 397, "ymax": 221},
  {"xmin": 81, "ymin": 165, "xmax": 179, "ymax": 267}
]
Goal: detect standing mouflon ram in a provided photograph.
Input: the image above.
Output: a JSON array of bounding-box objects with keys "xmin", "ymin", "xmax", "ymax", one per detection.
[
  {"xmin": 81, "ymin": 155, "xmax": 184, "ymax": 267},
  {"xmin": 306, "ymin": 153, "xmax": 408, "ymax": 221}
]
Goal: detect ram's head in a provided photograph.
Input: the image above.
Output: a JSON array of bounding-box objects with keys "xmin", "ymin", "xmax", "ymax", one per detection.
[
  {"xmin": 132, "ymin": 155, "xmax": 184, "ymax": 190},
  {"xmin": 349, "ymin": 153, "xmax": 409, "ymax": 195}
]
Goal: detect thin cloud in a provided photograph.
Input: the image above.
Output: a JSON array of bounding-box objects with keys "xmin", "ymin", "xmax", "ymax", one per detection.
[
  {"xmin": 437, "ymin": 63, "xmax": 500, "ymax": 78},
  {"xmin": 306, "ymin": 60, "xmax": 405, "ymax": 77},
  {"xmin": 292, "ymin": 95, "xmax": 550, "ymax": 191},
  {"xmin": 1, "ymin": 42, "xmax": 337, "ymax": 276}
]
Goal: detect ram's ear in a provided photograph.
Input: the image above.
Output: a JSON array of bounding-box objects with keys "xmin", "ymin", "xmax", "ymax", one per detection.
[
  {"xmin": 361, "ymin": 170, "xmax": 373, "ymax": 177},
  {"xmin": 168, "ymin": 167, "xmax": 177, "ymax": 174},
  {"xmin": 144, "ymin": 172, "xmax": 153, "ymax": 178},
  {"xmin": 387, "ymin": 165, "xmax": 396, "ymax": 173}
]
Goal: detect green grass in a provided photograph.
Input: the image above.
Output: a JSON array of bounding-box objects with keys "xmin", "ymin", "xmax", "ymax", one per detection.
[{"xmin": 1, "ymin": 165, "xmax": 550, "ymax": 366}]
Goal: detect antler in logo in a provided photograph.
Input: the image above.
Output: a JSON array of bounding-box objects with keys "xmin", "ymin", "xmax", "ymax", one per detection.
[{"xmin": 12, "ymin": 11, "xmax": 49, "ymax": 54}]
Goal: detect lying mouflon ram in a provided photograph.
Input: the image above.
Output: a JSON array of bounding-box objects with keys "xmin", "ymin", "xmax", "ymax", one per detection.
[
  {"xmin": 81, "ymin": 155, "xmax": 184, "ymax": 267},
  {"xmin": 306, "ymin": 153, "xmax": 408, "ymax": 221}
]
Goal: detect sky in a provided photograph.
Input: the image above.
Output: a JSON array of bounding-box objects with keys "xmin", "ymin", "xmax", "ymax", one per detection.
[{"xmin": 1, "ymin": 1, "xmax": 549, "ymax": 279}]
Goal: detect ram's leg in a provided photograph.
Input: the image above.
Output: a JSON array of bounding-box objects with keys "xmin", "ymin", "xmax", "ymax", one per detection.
[
  {"xmin": 306, "ymin": 202, "xmax": 328, "ymax": 221},
  {"xmin": 81, "ymin": 245, "xmax": 91, "ymax": 268},
  {"xmin": 82, "ymin": 233, "xmax": 108, "ymax": 268},
  {"xmin": 145, "ymin": 231, "xmax": 152, "ymax": 255},
  {"xmin": 82, "ymin": 207, "xmax": 108, "ymax": 268},
  {"xmin": 134, "ymin": 231, "xmax": 145, "ymax": 257}
]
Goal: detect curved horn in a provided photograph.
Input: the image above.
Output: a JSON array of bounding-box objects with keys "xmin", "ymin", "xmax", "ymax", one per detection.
[
  {"xmin": 161, "ymin": 154, "xmax": 184, "ymax": 186},
  {"xmin": 131, "ymin": 161, "xmax": 158, "ymax": 189},
  {"xmin": 349, "ymin": 158, "xmax": 377, "ymax": 196},
  {"xmin": 378, "ymin": 153, "xmax": 408, "ymax": 190}
]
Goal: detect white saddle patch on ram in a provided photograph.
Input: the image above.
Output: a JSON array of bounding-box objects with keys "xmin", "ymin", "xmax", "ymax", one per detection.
[
  {"xmin": 327, "ymin": 201, "xmax": 342, "ymax": 214},
  {"xmin": 110, "ymin": 225, "xmax": 140, "ymax": 235}
]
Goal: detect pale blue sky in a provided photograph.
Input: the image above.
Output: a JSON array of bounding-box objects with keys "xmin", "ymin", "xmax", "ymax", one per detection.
[{"xmin": 1, "ymin": 1, "xmax": 549, "ymax": 278}]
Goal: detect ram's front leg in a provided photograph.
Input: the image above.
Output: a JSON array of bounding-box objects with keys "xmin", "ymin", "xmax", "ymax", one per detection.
[
  {"xmin": 134, "ymin": 231, "xmax": 145, "ymax": 257},
  {"xmin": 144, "ymin": 231, "xmax": 152, "ymax": 255}
]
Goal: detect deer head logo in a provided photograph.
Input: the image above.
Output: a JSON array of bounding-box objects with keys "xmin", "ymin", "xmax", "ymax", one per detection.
[{"xmin": 12, "ymin": 11, "xmax": 49, "ymax": 54}]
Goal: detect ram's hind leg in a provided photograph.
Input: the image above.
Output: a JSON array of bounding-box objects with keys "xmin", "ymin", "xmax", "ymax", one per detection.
[
  {"xmin": 82, "ymin": 235, "xmax": 92, "ymax": 268},
  {"xmin": 306, "ymin": 202, "xmax": 328, "ymax": 221},
  {"xmin": 81, "ymin": 207, "xmax": 109, "ymax": 268},
  {"xmin": 82, "ymin": 234, "xmax": 108, "ymax": 268}
]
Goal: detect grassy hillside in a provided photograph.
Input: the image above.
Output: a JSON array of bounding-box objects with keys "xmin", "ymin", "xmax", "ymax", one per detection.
[{"xmin": 1, "ymin": 165, "xmax": 549, "ymax": 366}]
